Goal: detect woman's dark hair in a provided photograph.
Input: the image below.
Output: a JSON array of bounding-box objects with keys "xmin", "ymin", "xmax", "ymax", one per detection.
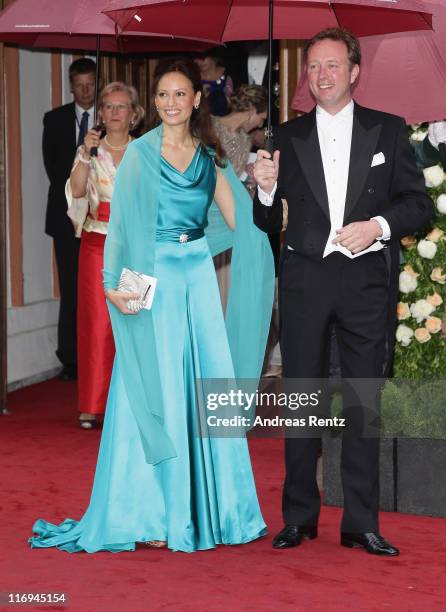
[
  {"xmin": 196, "ymin": 47, "xmax": 226, "ymax": 68},
  {"xmin": 152, "ymin": 57, "xmax": 226, "ymax": 167}
]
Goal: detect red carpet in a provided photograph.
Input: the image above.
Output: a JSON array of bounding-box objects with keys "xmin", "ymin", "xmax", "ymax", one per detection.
[{"xmin": 1, "ymin": 379, "xmax": 446, "ymax": 612}]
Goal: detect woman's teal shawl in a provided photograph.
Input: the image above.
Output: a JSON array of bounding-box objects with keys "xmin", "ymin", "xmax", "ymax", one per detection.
[{"xmin": 103, "ymin": 125, "xmax": 274, "ymax": 465}]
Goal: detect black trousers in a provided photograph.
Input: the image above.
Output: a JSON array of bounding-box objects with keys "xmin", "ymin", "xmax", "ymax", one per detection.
[
  {"xmin": 53, "ymin": 234, "xmax": 80, "ymax": 371},
  {"xmin": 279, "ymin": 249, "xmax": 389, "ymax": 533}
]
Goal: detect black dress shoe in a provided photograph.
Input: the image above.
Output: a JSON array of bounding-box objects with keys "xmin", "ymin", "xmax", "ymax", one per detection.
[
  {"xmin": 341, "ymin": 532, "xmax": 400, "ymax": 556},
  {"xmin": 272, "ymin": 525, "xmax": 318, "ymax": 549},
  {"xmin": 58, "ymin": 366, "xmax": 77, "ymax": 381}
]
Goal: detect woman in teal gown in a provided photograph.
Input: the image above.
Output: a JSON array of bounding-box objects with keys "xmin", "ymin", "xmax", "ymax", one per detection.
[{"xmin": 30, "ymin": 58, "xmax": 274, "ymax": 553}]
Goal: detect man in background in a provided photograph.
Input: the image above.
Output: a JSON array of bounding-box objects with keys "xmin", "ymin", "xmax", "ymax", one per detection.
[
  {"xmin": 414, "ymin": 120, "xmax": 446, "ymax": 168},
  {"xmin": 43, "ymin": 58, "xmax": 96, "ymax": 381}
]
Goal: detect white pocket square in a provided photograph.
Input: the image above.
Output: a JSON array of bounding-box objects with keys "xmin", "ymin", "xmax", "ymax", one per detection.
[{"xmin": 371, "ymin": 152, "xmax": 385, "ymax": 167}]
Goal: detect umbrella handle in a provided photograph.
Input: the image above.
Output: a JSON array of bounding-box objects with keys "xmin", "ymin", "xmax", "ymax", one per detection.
[
  {"xmin": 91, "ymin": 34, "xmax": 101, "ymax": 157},
  {"xmin": 266, "ymin": 0, "xmax": 273, "ymax": 147},
  {"xmin": 264, "ymin": 127, "xmax": 274, "ymax": 154},
  {"xmin": 90, "ymin": 124, "xmax": 102, "ymax": 158}
]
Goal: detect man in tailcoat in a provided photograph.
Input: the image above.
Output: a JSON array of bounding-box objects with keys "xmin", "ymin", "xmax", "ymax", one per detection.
[{"xmin": 254, "ymin": 28, "xmax": 434, "ymax": 555}]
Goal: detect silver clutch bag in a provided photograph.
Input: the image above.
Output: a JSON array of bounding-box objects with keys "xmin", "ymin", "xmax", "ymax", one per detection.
[{"xmin": 117, "ymin": 268, "xmax": 157, "ymax": 313}]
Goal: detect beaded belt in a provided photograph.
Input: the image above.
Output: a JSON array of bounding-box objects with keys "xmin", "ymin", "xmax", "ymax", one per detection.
[{"xmin": 155, "ymin": 228, "xmax": 204, "ymax": 243}]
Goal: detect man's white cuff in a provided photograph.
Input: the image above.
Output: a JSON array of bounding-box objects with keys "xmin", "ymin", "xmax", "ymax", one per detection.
[
  {"xmin": 257, "ymin": 183, "xmax": 278, "ymax": 206},
  {"xmin": 371, "ymin": 216, "xmax": 391, "ymax": 241}
]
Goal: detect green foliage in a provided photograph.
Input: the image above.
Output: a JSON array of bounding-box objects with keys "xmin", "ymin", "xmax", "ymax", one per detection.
[
  {"xmin": 381, "ymin": 380, "xmax": 446, "ymax": 439},
  {"xmin": 330, "ymin": 382, "xmax": 446, "ymax": 440}
]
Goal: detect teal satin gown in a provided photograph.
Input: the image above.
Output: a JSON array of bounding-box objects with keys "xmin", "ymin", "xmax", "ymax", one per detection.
[{"xmin": 30, "ymin": 146, "xmax": 267, "ymax": 553}]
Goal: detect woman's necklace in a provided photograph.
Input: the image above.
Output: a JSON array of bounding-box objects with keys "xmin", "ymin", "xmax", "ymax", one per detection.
[{"xmin": 104, "ymin": 135, "xmax": 131, "ymax": 150}]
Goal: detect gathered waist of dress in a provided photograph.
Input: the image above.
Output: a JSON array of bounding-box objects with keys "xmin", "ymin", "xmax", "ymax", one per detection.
[
  {"xmin": 88, "ymin": 201, "xmax": 110, "ymax": 223},
  {"xmin": 155, "ymin": 228, "xmax": 205, "ymax": 243}
]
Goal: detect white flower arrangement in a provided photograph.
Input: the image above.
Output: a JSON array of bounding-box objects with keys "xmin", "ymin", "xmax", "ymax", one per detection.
[
  {"xmin": 394, "ymin": 123, "xmax": 446, "ymax": 377},
  {"xmin": 410, "ymin": 299, "xmax": 435, "ymax": 323},
  {"xmin": 423, "ymin": 165, "xmax": 445, "ymax": 188},
  {"xmin": 396, "ymin": 324, "xmax": 414, "ymax": 346},
  {"xmin": 437, "ymin": 194, "xmax": 446, "ymax": 215},
  {"xmin": 417, "ymin": 239, "xmax": 437, "ymax": 259},
  {"xmin": 399, "ymin": 270, "xmax": 418, "ymax": 293}
]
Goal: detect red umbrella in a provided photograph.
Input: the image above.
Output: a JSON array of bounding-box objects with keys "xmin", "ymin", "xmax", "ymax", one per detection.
[
  {"xmin": 0, "ymin": 0, "xmax": 219, "ymax": 52},
  {"xmin": 0, "ymin": 0, "xmax": 221, "ymax": 129},
  {"xmin": 103, "ymin": 0, "xmax": 433, "ymax": 40},
  {"xmin": 103, "ymin": 0, "xmax": 434, "ymax": 139},
  {"xmin": 291, "ymin": 3, "xmax": 446, "ymax": 124}
]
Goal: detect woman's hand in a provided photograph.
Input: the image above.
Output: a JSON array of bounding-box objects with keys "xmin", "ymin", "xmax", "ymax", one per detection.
[
  {"xmin": 83, "ymin": 128, "xmax": 102, "ymax": 156},
  {"xmin": 105, "ymin": 289, "xmax": 140, "ymax": 314}
]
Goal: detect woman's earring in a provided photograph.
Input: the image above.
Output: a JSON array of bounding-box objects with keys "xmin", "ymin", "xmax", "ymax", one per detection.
[
  {"xmin": 194, "ymin": 104, "xmax": 200, "ymax": 110},
  {"xmin": 130, "ymin": 119, "xmax": 135, "ymax": 128}
]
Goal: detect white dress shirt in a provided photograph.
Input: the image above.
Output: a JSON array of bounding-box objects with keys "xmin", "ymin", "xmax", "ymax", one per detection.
[
  {"xmin": 75, "ymin": 104, "xmax": 95, "ymax": 143},
  {"xmin": 247, "ymin": 54, "xmax": 268, "ymax": 86},
  {"xmin": 258, "ymin": 100, "xmax": 390, "ymax": 258}
]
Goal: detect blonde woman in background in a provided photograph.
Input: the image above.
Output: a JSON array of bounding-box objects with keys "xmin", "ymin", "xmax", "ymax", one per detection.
[
  {"xmin": 213, "ymin": 85, "xmax": 282, "ymax": 376},
  {"xmin": 212, "ymin": 84, "xmax": 267, "ymax": 184},
  {"xmin": 211, "ymin": 85, "xmax": 268, "ymax": 311},
  {"xmin": 66, "ymin": 82, "xmax": 144, "ymax": 429}
]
